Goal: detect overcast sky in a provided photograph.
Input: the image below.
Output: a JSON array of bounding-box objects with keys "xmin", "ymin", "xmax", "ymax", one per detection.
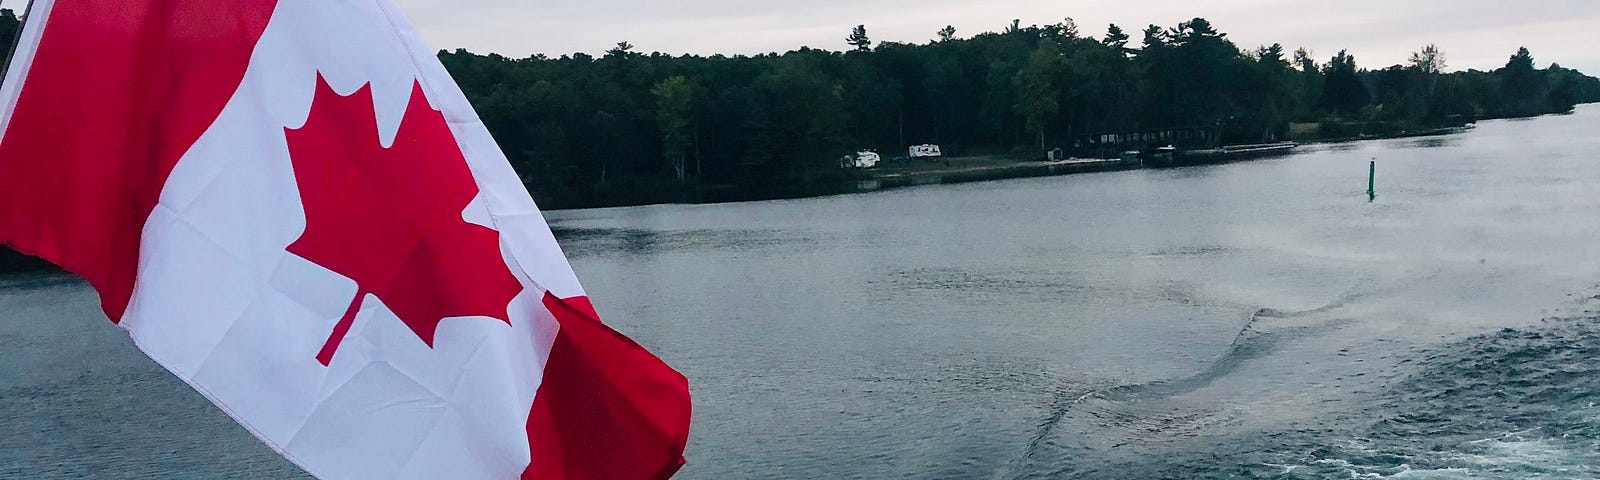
[
  {"xmin": 4, "ymin": 0, "xmax": 1598, "ymax": 73},
  {"xmin": 391, "ymin": 0, "xmax": 1600, "ymax": 74}
]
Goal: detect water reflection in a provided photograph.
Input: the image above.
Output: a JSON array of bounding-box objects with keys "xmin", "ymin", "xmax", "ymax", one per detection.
[
  {"xmin": 1404, "ymin": 136, "xmax": 1456, "ymax": 149},
  {"xmin": 550, "ymin": 226, "xmax": 823, "ymax": 257}
]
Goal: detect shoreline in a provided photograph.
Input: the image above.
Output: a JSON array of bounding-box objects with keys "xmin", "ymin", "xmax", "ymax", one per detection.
[
  {"xmin": 565, "ymin": 127, "xmax": 1462, "ymax": 211},
  {"xmin": 0, "ymin": 111, "xmax": 1563, "ymax": 271},
  {"xmin": 551, "ymin": 106, "xmax": 1592, "ymax": 212}
]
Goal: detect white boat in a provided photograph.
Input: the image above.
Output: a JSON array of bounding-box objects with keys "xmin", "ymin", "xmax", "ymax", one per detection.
[
  {"xmin": 843, "ymin": 151, "xmax": 880, "ymax": 169},
  {"xmin": 1149, "ymin": 145, "xmax": 1177, "ymax": 165}
]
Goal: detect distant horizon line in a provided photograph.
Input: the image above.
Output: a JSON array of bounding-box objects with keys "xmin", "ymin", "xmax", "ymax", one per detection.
[{"xmin": 442, "ymin": 39, "xmax": 1594, "ymax": 77}]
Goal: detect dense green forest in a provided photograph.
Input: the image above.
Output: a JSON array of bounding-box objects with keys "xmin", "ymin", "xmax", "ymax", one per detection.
[
  {"xmin": 435, "ymin": 18, "xmax": 1597, "ymax": 208},
  {"xmin": 2, "ymin": 10, "xmax": 1599, "ymax": 212}
]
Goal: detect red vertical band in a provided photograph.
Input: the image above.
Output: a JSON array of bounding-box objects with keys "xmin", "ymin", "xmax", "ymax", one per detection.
[
  {"xmin": 0, "ymin": 0, "xmax": 278, "ymax": 321},
  {"xmin": 526, "ymin": 293, "xmax": 692, "ymax": 479}
]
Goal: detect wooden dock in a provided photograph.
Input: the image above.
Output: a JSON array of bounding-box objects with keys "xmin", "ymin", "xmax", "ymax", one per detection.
[
  {"xmin": 845, "ymin": 143, "xmax": 1299, "ymax": 194},
  {"xmin": 853, "ymin": 157, "xmax": 1127, "ymax": 192}
]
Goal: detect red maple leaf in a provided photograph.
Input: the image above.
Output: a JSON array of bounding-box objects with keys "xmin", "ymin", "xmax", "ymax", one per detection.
[{"xmin": 285, "ymin": 74, "xmax": 523, "ymax": 366}]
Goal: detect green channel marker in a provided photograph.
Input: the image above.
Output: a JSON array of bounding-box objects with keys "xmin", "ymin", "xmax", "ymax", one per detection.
[{"xmin": 1368, "ymin": 160, "xmax": 1376, "ymax": 200}]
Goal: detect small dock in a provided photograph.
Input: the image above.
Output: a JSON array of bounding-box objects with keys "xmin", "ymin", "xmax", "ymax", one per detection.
[
  {"xmin": 1161, "ymin": 142, "xmax": 1298, "ymax": 166},
  {"xmin": 1183, "ymin": 142, "xmax": 1297, "ymax": 159},
  {"xmin": 851, "ymin": 157, "xmax": 1126, "ymax": 192},
  {"xmin": 845, "ymin": 143, "xmax": 1299, "ymax": 194}
]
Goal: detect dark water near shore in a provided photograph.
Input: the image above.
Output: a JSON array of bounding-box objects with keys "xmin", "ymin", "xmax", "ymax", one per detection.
[{"xmin": 5, "ymin": 106, "xmax": 1600, "ymax": 478}]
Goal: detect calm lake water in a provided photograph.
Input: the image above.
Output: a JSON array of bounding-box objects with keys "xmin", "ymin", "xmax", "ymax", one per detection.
[{"xmin": 5, "ymin": 105, "xmax": 1600, "ymax": 479}]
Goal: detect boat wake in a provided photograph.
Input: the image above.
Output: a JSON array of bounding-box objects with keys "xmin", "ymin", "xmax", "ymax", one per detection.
[
  {"xmin": 998, "ymin": 289, "xmax": 1600, "ymax": 479},
  {"xmin": 998, "ymin": 289, "xmax": 1367, "ymax": 478}
]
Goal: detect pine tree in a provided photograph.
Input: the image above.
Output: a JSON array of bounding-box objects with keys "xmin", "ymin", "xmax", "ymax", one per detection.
[
  {"xmin": 1321, "ymin": 49, "xmax": 1369, "ymax": 114},
  {"xmin": 846, "ymin": 25, "xmax": 871, "ymax": 52},
  {"xmin": 1103, "ymin": 24, "xmax": 1130, "ymax": 52}
]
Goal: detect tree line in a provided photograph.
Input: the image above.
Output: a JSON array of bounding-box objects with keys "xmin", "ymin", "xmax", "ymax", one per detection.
[
  {"xmin": 2, "ymin": 10, "xmax": 1598, "ymax": 212},
  {"xmin": 435, "ymin": 18, "xmax": 1599, "ymax": 208}
]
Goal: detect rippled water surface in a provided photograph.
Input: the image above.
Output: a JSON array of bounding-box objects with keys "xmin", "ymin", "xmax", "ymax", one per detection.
[{"xmin": 5, "ymin": 106, "xmax": 1600, "ymax": 479}]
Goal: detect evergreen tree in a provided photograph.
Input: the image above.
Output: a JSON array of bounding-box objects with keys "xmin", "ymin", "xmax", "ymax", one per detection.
[
  {"xmin": 1498, "ymin": 47, "xmax": 1544, "ymax": 115},
  {"xmin": 1321, "ymin": 50, "xmax": 1369, "ymax": 114},
  {"xmin": 1053, "ymin": 18, "xmax": 1080, "ymax": 39},
  {"xmin": 1102, "ymin": 24, "xmax": 1130, "ymax": 53},
  {"xmin": 1504, "ymin": 47, "xmax": 1535, "ymax": 73},
  {"xmin": 1140, "ymin": 24, "xmax": 1166, "ymax": 50},
  {"xmin": 1291, "ymin": 47, "xmax": 1323, "ymax": 119},
  {"xmin": 847, "ymin": 25, "xmax": 872, "ymax": 52}
]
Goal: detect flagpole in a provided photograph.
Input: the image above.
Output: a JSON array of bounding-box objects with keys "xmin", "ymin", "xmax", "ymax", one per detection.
[{"xmin": 0, "ymin": 0, "xmax": 37, "ymax": 84}]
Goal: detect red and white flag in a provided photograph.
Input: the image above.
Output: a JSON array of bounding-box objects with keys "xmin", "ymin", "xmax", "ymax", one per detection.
[{"xmin": 0, "ymin": 1, "xmax": 691, "ymax": 478}]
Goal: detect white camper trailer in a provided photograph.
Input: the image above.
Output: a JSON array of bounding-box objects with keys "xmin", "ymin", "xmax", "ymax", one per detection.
[{"xmin": 909, "ymin": 144, "xmax": 943, "ymax": 160}]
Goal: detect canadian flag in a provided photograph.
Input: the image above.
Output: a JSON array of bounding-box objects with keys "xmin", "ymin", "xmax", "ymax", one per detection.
[{"xmin": 0, "ymin": 1, "xmax": 691, "ymax": 479}]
